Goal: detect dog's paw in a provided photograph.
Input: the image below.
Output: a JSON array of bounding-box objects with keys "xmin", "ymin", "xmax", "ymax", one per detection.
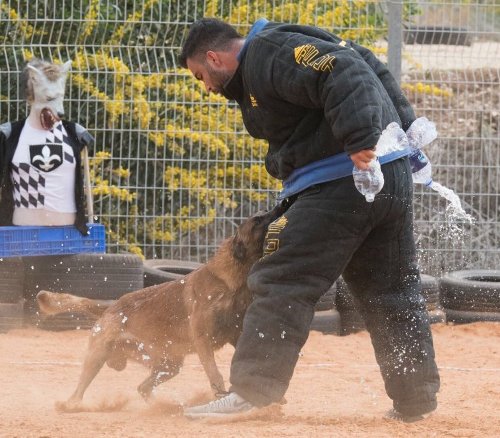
[
  {"xmin": 211, "ymin": 382, "xmax": 227, "ymax": 398},
  {"xmin": 55, "ymin": 399, "xmax": 84, "ymax": 413}
]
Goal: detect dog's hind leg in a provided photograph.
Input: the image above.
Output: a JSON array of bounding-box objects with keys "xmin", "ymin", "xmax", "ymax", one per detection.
[
  {"xmin": 137, "ymin": 357, "xmax": 183, "ymax": 400},
  {"xmin": 56, "ymin": 326, "xmax": 116, "ymax": 412}
]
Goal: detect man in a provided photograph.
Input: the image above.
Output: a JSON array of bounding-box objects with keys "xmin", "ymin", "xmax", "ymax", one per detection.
[{"xmin": 180, "ymin": 18, "xmax": 440, "ymax": 422}]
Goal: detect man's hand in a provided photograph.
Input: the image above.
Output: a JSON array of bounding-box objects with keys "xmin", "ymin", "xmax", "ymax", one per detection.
[{"xmin": 350, "ymin": 148, "xmax": 376, "ymax": 170}]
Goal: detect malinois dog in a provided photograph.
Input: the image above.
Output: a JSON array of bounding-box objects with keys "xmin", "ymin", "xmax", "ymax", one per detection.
[{"xmin": 37, "ymin": 205, "xmax": 285, "ymax": 412}]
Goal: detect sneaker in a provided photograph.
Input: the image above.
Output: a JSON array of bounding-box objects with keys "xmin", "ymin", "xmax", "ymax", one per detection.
[
  {"xmin": 385, "ymin": 408, "xmax": 433, "ymax": 423},
  {"xmin": 184, "ymin": 392, "xmax": 256, "ymax": 418}
]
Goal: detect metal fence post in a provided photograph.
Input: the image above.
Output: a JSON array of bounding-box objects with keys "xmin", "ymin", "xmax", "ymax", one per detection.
[{"xmin": 387, "ymin": 0, "xmax": 403, "ymax": 84}]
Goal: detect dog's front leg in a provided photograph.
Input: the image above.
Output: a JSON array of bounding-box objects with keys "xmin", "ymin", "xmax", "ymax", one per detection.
[{"xmin": 189, "ymin": 317, "xmax": 226, "ymax": 397}]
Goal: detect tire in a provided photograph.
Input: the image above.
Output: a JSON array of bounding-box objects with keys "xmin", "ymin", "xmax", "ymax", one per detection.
[
  {"xmin": 0, "ymin": 302, "xmax": 24, "ymax": 333},
  {"xmin": 143, "ymin": 265, "xmax": 183, "ymax": 287},
  {"xmin": 0, "ymin": 257, "xmax": 24, "ymax": 303},
  {"xmin": 23, "ymin": 253, "xmax": 144, "ymax": 330},
  {"xmin": 37, "ymin": 312, "xmax": 97, "ymax": 331},
  {"xmin": 428, "ymin": 308, "xmax": 446, "ymax": 325},
  {"xmin": 143, "ymin": 259, "xmax": 203, "ymax": 275},
  {"xmin": 420, "ymin": 274, "xmax": 441, "ymax": 311},
  {"xmin": 142, "ymin": 259, "xmax": 203, "ymax": 288},
  {"xmin": 445, "ymin": 308, "xmax": 500, "ymax": 324},
  {"xmin": 315, "ymin": 283, "xmax": 336, "ymax": 312},
  {"xmin": 440, "ymin": 269, "xmax": 500, "ymax": 312},
  {"xmin": 310, "ymin": 309, "xmax": 341, "ymax": 335},
  {"xmin": 24, "ymin": 253, "xmax": 144, "ymax": 300}
]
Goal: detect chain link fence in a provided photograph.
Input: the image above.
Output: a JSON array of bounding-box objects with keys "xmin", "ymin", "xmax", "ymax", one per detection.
[
  {"xmin": 0, "ymin": 0, "xmax": 498, "ymax": 275},
  {"xmin": 397, "ymin": 1, "xmax": 500, "ymax": 275}
]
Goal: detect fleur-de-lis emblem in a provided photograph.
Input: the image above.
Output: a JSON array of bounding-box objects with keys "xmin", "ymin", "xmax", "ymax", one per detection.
[{"xmin": 31, "ymin": 145, "xmax": 62, "ymax": 171}]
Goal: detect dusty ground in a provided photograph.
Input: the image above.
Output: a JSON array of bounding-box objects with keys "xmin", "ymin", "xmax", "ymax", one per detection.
[{"xmin": 1, "ymin": 321, "xmax": 499, "ymax": 438}]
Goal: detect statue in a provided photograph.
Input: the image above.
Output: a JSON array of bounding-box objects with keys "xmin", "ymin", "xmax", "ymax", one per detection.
[{"xmin": 0, "ymin": 59, "xmax": 94, "ymax": 235}]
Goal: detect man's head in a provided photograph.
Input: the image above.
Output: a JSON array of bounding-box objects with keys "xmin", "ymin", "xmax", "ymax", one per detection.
[
  {"xmin": 179, "ymin": 18, "xmax": 243, "ymax": 96},
  {"xmin": 21, "ymin": 58, "xmax": 72, "ymax": 129}
]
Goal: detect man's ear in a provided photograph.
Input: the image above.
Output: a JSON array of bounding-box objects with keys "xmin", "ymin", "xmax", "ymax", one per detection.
[{"xmin": 206, "ymin": 50, "xmax": 221, "ymax": 67}]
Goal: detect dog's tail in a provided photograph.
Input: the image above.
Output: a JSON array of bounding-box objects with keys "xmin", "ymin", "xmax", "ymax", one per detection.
[{"xmin": 36, "ymin": 290, "xmax": 114, "ymax": 318}]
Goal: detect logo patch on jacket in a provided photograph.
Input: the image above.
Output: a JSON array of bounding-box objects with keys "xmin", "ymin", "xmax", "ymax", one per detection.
[
  {"xmin": 262, "ymin": 215, "xmax": 288, "ymax": 257},
  {"xmin": 294, "ymin": 44, "xmax": 336, "ymax": 72},
  {"xmin": 249, "ymin": 94, "xmax": 258, "ymax": 107},
  {"xmin": 30, "ymin": 144, "xmax": 63, "ymax": 172}
]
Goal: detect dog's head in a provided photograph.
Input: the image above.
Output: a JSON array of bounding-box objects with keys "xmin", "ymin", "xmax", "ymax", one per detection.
[
  {"xmin": 232, "ymin": 203, "xmax": 286, "ymax": 263},
  {"xmin": 22, "ymin": 59, "xmax": 72, "ymax": 129}
]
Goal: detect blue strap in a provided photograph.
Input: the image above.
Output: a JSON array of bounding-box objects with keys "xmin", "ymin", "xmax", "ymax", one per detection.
[
  {"xmin": 237, "ymin": 18, "xmax": 269, "ymax": 62},
  {"xmin": 277, "ymin": 148, "xmax": 411, "ymax": 200}
]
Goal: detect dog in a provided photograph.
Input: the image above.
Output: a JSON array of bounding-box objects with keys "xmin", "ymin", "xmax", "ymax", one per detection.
[
  {"xmin": 36, "ymin": 205, "xmax": 285, "ymax": 412},
  {"xmin": 23, "ymin": 59, "xmax": 72, "ymax": 130}
]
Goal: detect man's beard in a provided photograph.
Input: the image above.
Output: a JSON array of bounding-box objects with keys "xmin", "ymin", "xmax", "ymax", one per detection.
[{"xmin": 205, "ymin": 64, "xmax": 233, "ymax": 98}]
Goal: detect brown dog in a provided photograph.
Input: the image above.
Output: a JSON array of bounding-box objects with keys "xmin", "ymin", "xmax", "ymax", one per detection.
[{"xmin": 36, "ymin": 205, "xmax": 285, "ymax": 412}]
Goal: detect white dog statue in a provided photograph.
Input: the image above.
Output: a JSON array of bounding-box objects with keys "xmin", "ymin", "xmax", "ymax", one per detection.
[{"xmin": 0, "ymin": 59, "xmax": 94, "ymax": 235}]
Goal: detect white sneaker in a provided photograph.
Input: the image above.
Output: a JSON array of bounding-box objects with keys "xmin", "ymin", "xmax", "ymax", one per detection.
[
  {"xmin": 184, "ymin": 392, "xmax": 256, "ymax": 418},
  {"xmin": 385, "ymin": 408, "xmax": 433, "ymax": 423}
]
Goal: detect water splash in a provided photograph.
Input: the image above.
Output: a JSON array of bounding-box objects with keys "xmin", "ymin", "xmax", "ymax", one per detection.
[
  {"xmin": 428, "ymin": 180, "xmax": 475, "ymax": 245},
  {"xmin": 428, "ymin": 181, "xmax": 474, "ymax": 223}
]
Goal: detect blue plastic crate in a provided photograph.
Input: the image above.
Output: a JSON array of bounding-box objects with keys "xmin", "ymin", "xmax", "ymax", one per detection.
[{"xmin": 0, "ymin": 223, "xmax": 106, "ymax": 258}]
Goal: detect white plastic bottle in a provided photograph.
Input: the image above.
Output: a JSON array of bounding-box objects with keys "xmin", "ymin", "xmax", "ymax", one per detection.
[
  {"xmin": 406, "ymin": 117, "xmax": 437, "ymax": 150},
  {"xmin": 409, "ymin": 149, "xmax": 433, "ymax": 186},
  {"xmin": 352, "ymin": 122, "xmax": 407, "ymax": 202},
  {"xmin": 406, "ymin": 117, "xmax": 437, "ymax": 186},
  {"xmin": 352, "ymin": 159, "xmax": 384, "ymax": 202}
]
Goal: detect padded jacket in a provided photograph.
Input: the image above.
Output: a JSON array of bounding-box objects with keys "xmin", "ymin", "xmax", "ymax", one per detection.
[
  {"xmin": 223, "ymin": 21, "xmax": 416, "ymax": 180},
  {"xmin": 0, "ymin": 119, "xmax": 93, "ymax": 236}
]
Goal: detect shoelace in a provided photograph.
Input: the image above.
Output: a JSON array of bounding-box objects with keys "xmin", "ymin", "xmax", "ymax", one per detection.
[{"xmin": 205, "ymin": 393, "xmax": 246, "ymax": 412}]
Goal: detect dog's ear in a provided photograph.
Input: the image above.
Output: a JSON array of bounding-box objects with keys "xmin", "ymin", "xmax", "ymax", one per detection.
[
  {"xmin": 61, "ymin": 60, "xmax": 72, "ymax": 74},
  {"xmin": 26, "ymin": 64, "xmax": 42, "ymax": 82},
  {"xmin": 232, "ymin": 235, "xmax": 247, "ymax": 262}
]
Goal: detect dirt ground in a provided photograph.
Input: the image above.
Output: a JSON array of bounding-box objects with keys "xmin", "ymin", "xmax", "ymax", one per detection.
[{"xmin": 1, "ymin": 321, "xmax": 499, "ymax": 438}]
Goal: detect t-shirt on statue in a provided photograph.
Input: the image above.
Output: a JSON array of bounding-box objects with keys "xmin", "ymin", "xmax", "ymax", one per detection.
[{"xmin": 11, "ymin": 121, "xmax": 77, "ymax": 225}]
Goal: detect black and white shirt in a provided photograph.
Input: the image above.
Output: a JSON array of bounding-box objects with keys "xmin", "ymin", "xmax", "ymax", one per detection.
[
  {"xmin": 11, "ymin": 121, "xmax": 77, "ymax": 213},
  {"xmin": 0, "ymin": 119, "xmax": 93, "ymax": 235}
]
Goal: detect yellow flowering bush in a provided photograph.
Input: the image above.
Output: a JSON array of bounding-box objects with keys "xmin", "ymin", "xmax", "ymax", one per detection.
[
  {"xmin": 0, "ymin": 0, "xmax": 446, "ymax": 258},
  {"xmin": 205, "ymin": 0, "xmax": 386, "ymax": 44},
  {"xmin": 89, "ymin": 151, "xmax": 141, "ymax": 255},
  {"xmin": 402, "ymin": 82, "xmax": 453, "ymax": 98}
]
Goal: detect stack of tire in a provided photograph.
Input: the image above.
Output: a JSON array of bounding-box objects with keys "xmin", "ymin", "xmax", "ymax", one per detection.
[
  {"xmin": 310, "ymin": 283, "xmax": 341, "ymax": 335},
  {"xmin": 1, "ymin": 256, "xmax": 204, "ymax": 333},
  {"xmin": 336, "ymin": 274, "xmax": 445, "ymax": 336},
  {"xmin": 440, "ymin": 270, "xmax": 500, "ymax": 324},
  {"xmin": 0, "ymin": 257, "xmax": 25, "ymax": 333},
  {"xmin": 23, "ymin": 254, "xmax": 144, "ymax": 331},
  {"xmin": 421, "ymin": 274, "xmax": 446, "ymax": 325}
]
